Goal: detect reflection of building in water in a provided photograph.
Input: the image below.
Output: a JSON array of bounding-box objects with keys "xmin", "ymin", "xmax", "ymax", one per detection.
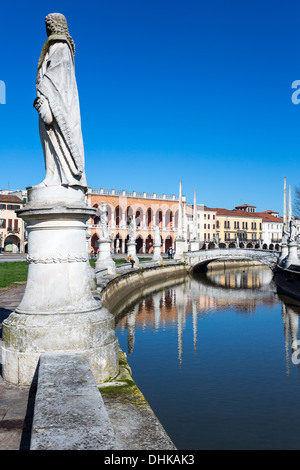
[
  {"xmin": 206, "ymin": 265, "xmax": 274, "ymax": 290},
  {"xmin": 117, "ymin": 266, "xmax": 279, "ymax": 364},
  {"xmin": 281, "ymin": 302, "xmax": 300, "ymax": 375},
  {"xmin": 126, "ymin": 304, "xmax": 139, "ymax": 354}
]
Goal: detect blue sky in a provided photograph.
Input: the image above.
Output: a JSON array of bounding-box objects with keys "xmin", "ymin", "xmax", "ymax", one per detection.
[{"xmin": 1, "ymin": 0, "xmax": 300, "ymax": 213}]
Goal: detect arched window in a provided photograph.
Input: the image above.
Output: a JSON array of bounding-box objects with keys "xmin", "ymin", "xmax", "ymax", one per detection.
[
  {"xmin": 156, "ymin": 209, "xmax": 163, "ymax": 227},
  {"xmin": 165, "ymin": 235, "xmax": 173, "ymax": 252},
  {"xmin": 135, "ymin": 208, "xmax": 143, "ymax": 227},
  {"xmin": 146, "ymin": 208, "xmax": 153, "ymax": 227},
  {"xmin": 165, "ymin": 209, "xmax": 173, "ymax": 228},
  {"xmin": 136, "ymin": 235, "xmax": 143, "ymax": 253},
  {"xmin": 115, "ymin": 206, "xmax": 122, "ymax": 226}
]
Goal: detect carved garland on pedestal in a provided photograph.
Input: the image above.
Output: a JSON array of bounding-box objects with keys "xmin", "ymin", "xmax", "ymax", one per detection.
[{"xmin": 27, "ymin": 253, "xmax": 88, "ymax": 264}]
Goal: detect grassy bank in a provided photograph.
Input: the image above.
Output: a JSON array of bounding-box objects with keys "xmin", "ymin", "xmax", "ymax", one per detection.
[
  {"xmin": 0, "ymin": 257, "xmax": 158, "ymax": 291},
  {"xmin": 0, "ymin": 262, "xmax": 28, "ymax": 289}
]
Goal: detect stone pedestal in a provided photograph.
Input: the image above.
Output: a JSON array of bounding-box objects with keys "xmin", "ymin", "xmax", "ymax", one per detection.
[
  {"xmin": 152, "ymin": 243, "xmax": 162, "ymax": 263},
  {"xmin": 95, "ymin": 238, "xmax": 116, "ymax": 275},
  {"xmin": 174, "ymin": 237, "xmax": 186, "ymax": 261},
  {"xmin": 1, "ymin": 186, "xmax": 119, "ymax": 386},
  {"xmin": 127, "ymin": 241, "xmax": 139, "ymax": 265},
  {"xmin": 278, "ymin": 244, "xmax": 289, "ymax": 266},
  {"xmin": 285, "ymin": 242, "xmax": 300, "ymax": 269},
  {"xmin": 189, "ymin": 239, "xmax": 200, "ymax": 252}
]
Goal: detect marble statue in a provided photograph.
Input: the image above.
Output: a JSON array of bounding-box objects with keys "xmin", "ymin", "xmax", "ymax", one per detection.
[
  {"xmin": 213, "ymin": 233, "xmax": 219, "ymax": 247},
  {"xmin": 128, "ymin": 217, "xmax": 136, "ymax": 243},
  {"xmin": 1, "ymin": 13, "xmax": 119, "ymax": 386},
  {"xmin": 154, "ymin": 225, "xmax": 161, "ymax": 245},
  {"xmin": 99, "ymin": 202, "xmax": 110, "ymax": 239},
  {"xmin": 33, "ymin": 13, "xmax": 87, "ymax": 188},
  {"xmin": 289, "ymin": 217, "xmax": 297, "ymax": 242}
]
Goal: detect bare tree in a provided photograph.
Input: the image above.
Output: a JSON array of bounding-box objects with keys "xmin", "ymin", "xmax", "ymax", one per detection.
[{"xmin": 294, "ymin": 185, "xmax": 300, "ymax": 218}]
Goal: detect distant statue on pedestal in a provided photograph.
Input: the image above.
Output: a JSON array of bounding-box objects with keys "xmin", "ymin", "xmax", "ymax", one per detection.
[
  {"xmin": 152, "ymin": 225, "xmax": 162, "ymax": 262},
  {"xmin": 282, "ymin": 224, "xmax": 290, "ymax": 245},
  {"xmin": 289, "ymin": 217, "xmax": 297, "ymax": 243},
  {"xmin": 213, "ymin": 233, "xmax": 219, "ymax": 248},
  {"xmin": 99, "ymin": 202, "xmax": 110, "ymax": 240},
  {"xmin": 154, "ymin": 225, "xmax": 161, "ymax": 246},
  {"xmin": 128, "ymin": 217, "xmax": 136, "ymax": 243},
  {"xmin": 127, "ymin": 217, "xmax": 139, "ymax": 265},
  {"xmin": 33, "ymin": 13, "xmax": 87, "ymax": 188}
]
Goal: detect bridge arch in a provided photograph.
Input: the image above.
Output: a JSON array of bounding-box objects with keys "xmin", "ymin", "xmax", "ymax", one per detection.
[{"xmin": 185, "ymin": 248, "xmax": 279, "ymax": 273}]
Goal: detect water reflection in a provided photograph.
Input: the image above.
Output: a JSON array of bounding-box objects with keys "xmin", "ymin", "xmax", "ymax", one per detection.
[
  {"xmin": 115, "ymin": 264, "xmax": 300, "ymax": 449},
  {"xmin": 205, "ymin": 264, "xmax": 274, "ymax": 289},
  {"xmin": 281, "ymin": 301, "xmax": 300, "ymax": 375},
  {"xmin": 117, "ymin": 265, "xmax": 284, "ymax": 364}
]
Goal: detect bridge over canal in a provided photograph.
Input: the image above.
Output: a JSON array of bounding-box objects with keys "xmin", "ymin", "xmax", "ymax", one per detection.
[{"xmin": 183, "ymin": 248, "xmax": 280, "ymax": 271}]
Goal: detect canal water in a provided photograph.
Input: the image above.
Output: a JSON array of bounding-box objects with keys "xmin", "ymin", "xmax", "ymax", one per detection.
[{"xmin": 114, "ymin": 264, "xmax": 300, "ymax": 450}]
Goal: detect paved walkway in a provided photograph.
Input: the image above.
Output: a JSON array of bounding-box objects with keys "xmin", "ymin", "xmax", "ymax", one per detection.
[{"xmin": 0, "ymin": 284, "xmax": 33, "ymax": 450}]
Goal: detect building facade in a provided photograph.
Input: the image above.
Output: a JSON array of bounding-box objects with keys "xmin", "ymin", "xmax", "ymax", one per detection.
[
  {"xmin": 87, "ymin": 188, "xmax": 187, "ymax": 254},
  {"xmin": 255, "ymin": 210, "xmax": 283, "ymax": 250},
  {"xmin": 0, "ymin": 193, "xmax": 25, "ymax": 253},
  {"xmin": 0, "ymin": 186, "xmax": 283, "ymax": 254},
  {"xmin": 214, "ymin": 207, "xmax": 263, "ymax": 247},
  {"xmin": 186, "ymin": 204, "xmax": 217, "ymax": 247}
]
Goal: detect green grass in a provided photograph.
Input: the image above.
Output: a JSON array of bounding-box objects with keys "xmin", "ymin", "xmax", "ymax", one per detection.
[
  {"xmin": 0, "ymin": 262, "xmax": 28, "ymax": 289},
  {"xmin": 113, "ymin": 258, "xmax": 125, "ymax": 265},
  {"xmin": 0, "ymin": 256, "xmax": 155, "ymax": 290},
  {"xmin": 91, "ymin": 257, "xmax": 153, "ymax": 267}
]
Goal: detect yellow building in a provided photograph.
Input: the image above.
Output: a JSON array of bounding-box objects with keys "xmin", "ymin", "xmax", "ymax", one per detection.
[{"xmin": 213, "ymin": 207, "xmax": 263, "ymax": 247}]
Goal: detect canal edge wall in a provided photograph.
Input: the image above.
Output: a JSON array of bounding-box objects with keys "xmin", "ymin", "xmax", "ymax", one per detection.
[
  {"xmin": 99, "ymin": 262, "xmax": 188, "ymax": 313},
  {"xmin": 96, "ymin": 262, "xmax": 188, "ymax": 449},
  {"xmin": 29, "ymin": 262, "xmax": 187, "ymax": 450},
  {"xmin": 274, "ymin": 265, "xmax": 300, "ymax": 303}
]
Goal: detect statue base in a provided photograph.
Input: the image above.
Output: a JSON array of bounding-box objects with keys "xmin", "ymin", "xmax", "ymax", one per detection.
[
  {"xmin": 152, "ymin": 243, "xmax": 162, "ymax": 263},
  {"xmin": 285, "ymin": 242, "xmax": 300, "ymax": 269},
  {"xmin": 127, "ymin": 241, "xmax": 139, "ymax": 265},
  {"xmin": 189, "ymin": 239, "xmax": 200, "ymax": 252},
  {"xmin": 1, "ymin": 186, "xmax": 119, "ymax": 386},
  {"xmin": 95, "ymin": 238, "xmax": 116, "ymax": 275},
  {"xmin": 278, "ymin": 244, "xmax": 289, "ymax": 266},
  {"xmin": 174, "ymin": 237, "xmax": 186, "ymax": 261}
]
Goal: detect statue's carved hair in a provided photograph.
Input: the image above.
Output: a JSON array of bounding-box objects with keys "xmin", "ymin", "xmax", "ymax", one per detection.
[{"xmin": 45, "ymin": 13, "xmax": 75, "ymax": 55}]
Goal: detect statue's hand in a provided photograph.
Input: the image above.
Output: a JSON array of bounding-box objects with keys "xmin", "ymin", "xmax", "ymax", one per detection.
[{"xmin": 33, "ymin": 96, "xmax": 53, "ymax": 125}]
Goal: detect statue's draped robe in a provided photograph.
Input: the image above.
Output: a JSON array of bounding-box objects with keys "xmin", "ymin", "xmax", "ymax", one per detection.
[{"xmin": 36, "ymin": 36, "xmax": 87, "ymax": 188}]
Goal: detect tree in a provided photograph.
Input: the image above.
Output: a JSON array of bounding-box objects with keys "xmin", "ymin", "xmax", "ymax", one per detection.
[{"xmin": 294, "ymin": 185, "xmax": 300, "ymax": 218}]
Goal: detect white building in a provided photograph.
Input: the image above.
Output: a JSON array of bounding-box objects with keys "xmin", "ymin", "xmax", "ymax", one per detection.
[
  {"xmin": 186, "ymin": 204, "xmax": 217, "ymax": 247},
  {"xmin": 256, "ymin": 210, "xmax": 283, "ymax": 250}
]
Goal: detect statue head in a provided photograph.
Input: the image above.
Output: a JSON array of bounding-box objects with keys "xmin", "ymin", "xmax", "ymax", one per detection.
[{"xmin": 45, "ymin": 13, "xmax": 75, "ymax": 54}]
